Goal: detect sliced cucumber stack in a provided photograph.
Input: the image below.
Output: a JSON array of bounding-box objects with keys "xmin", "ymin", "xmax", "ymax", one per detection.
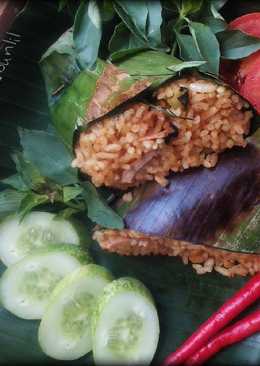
[
  {"xmin": 39, "ymin": 264, "xmax": 113, "ymax": 360},
  {"xmin": 0, "ymin": 211, "xmax": 87, "ymax": 266},
  {"xmin": 92, "ymin": 277, "xmax": 160, "ymax": 365},
  {"xmin": 0, "ymin": 244, "xmax": 92, "ymax": 319}
]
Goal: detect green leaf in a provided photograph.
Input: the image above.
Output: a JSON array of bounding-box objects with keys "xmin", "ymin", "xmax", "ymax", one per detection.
[
  {"xmin": 114, "ymin": 0, "xmax": 149, "ymax": 43},
  {"xmin": 99, "ymin": 0, "xmax": 115, "ymax": 22},
  {"xmin": 218, "ymin": 29, "xmax": 260, "ymax": 59},
  {"xmin": 210, "ymin": 0, "xmax": 224, "ymax": 19},
  {"xmin": 18, "ymin": 129, "xmax": 78, "ymax": 185},
  {"xmin": 180, "ymin": 0, "xmax": 203, "ymax": 17},
  {"xmin": 56, "ymin": 207, "xmax": 80, "ymax": 219},
  {"xmin": 40, "ymin": 28, "xmax": 80, "ymax": 104},
  {"xmin": 2, "ymin": 174, "xmax": 28, "ymax": 191},
  {"xmin": 189, "ymin": 21, "xmax": 220, "ymax": 74},
  {"xmin": 73, "ymin": 0, "xmax": 102, "ymax": 69},
  {"xmin": 63, "ymin": 185, "xmax": 83, "ymax": 202},
  {"xmin": 0, "ymin": 189, "xmax": 27, "ymax": 220},
  {"xmin": 11, "ymin": 152, "xmax": 46, "ymax": 191},
  {"xmin": 203, "ymin": 17, "xmax": 227, "ymax": 34},
  {"xmin": 51, "ymin": 60, "xmax": 105, "ymax": 149},
  {"xmin": 82, "ymin": 182, "xmax": 124, "ymax": 229},
  {"xmin": 117, "ymin": 50, "xmax": 182, "ymax": 87},
  {"xmin": 114, "ymin": 0, "xmax": 164, "ymax": 49},
  {"xmin": 109, "ymin": 22, "xmax": 146, "ymax": 59},
  {"xmin": 211, "ymin": 0, "xmax": 228, "ymax": 10},
  {"xmin": 58, "ymin": 0, "xmax": 69, "ymax": 11},
  {"xmin": 18, "ymin": 192, "xmax": 49, "ymax": 219},
  {"xmin": 176, "ymin": 32, "xmax": 203, "ymax": 61},
  {"xmin": 145, "ymin": 0, "xmax": 163, "ymax": 48},
  {"xmin": 167, "ymin": 60, "xmax": 206, "ymax": 72}
]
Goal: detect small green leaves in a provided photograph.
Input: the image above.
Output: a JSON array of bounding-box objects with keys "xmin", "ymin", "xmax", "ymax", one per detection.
[
  {"xmin": 218, "ymin": 29, "xmax": 260, "ymax": 59},
  {"xmin": 18, "ymin": 128, "xmax": 78, "ymax": 185},
  {"xmin": 73, "ymin": 0, "xmax": 102, "ymax": 69},
  {"xmin": 82, "ymin": 182, "xmax": 124, "ymax": 229}
]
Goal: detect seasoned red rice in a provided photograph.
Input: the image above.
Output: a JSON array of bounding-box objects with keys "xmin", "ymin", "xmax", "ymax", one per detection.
[
  {"xmin": 73, "ymin": 75, "xmax": 252, "ymax": 189},
  {"xmin": 94, "ymin": 229, "xmax": 260, "ymax": 278}
]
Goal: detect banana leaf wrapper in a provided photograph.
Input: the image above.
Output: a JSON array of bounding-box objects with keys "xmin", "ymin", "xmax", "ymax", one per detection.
[
  {"xmin": 40, "ymin": 28, "xmax": 181, "ymax": 149},
  {"xmin": 118, "ymin": 131, "xmax": 260, "ymax": 255}
]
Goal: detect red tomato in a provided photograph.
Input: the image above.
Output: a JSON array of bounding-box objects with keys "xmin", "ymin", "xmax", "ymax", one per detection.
[{"xmin": 220, "ymin": 13, "xmax": 260, "ymax": 113}]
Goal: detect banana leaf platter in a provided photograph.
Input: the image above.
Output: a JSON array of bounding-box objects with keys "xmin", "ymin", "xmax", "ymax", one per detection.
[{"xmin": 1, "ymin": 1, "xmax": 260, "ymax": 365}]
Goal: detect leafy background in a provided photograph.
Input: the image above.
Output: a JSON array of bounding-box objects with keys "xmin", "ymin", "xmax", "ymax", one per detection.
[{"xmin": 1, "ymin": 1, "xmax": 260, "ymax": 365}]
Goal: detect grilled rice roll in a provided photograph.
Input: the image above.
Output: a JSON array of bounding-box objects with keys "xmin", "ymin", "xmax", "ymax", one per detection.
[
  {"xmin": 73, "ymin": 75, "xmax": 252, "ymax": 189},
  {"xmin": 94, "ymin": 134, "xmax": 260, "ymax": 278}
]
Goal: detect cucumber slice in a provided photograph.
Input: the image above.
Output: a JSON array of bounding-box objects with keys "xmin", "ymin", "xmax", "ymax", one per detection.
[
  {"xmin": 0, "ymin": 211, "xmax": 86, "ymax": 266},
  {"xmin": 0, "ymin": 244, "xmax": 92, "ymax": 319},
  {"xmin": 92, "ymin": 277, "xmax": 160, "ymax": 365},
  {"xmin": 39, "ymin": 264, "xmax": 113, "ymax": 360}
]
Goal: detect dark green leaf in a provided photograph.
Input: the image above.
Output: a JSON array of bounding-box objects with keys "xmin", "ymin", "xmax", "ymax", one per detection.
[
  {"xmin": 203, "ymin": 17, "xmax": 227, "ymax": 34},
  {"xmin": 0, "ymin": 189, "xmax": 27, "ymax": 220},
  {"xmin": 2, "ymin": 174, "xmax": 28, "ymax": 191},
  {"xmin": 218, "ymin": 29, "xmax": 260, "ymax": 59},
  {"xmin": 114, "ymin": 0, "xmax": 148, "ymax": 43},
  {"xmin": 63, "ymin": 185, "xmax": 83, "ymax": 202},
  {"xmin": 73, "ymin": 0, "xmax": 102, "ymax": 69},
  {"xmin": 180, "ymin": 0, "xmax": 203, "ymax": 17},
  {"xmin": 40, "ymin": 28, "xmax": 80, "ymax": 104},
  {"xmin": 167, "ymin": 60, "xmax": 206, "ymax": 72},
  {"xmin": 145, "ymin": 0, "xmax": 163, "ymax": 48},
  {"xmin": 18, "ymin": 192, "xmax": 49, "ymax": 219},
  {"xmin": 82, "ymin": 182, "xmax": 124, "ymax": 229},
  {"xmin": 176, "ymin": 32, "xmax": 203, "ymax": 61},
  {"xmin": 18, "ymin": 129, "xmax": 78, "ymax": 185},
  {"xmin": 189, "ymin": 21, "xmax": 220, "ymax": 74},
  {"xmin": 109, "ymin": 22, "xmax": 146, "ymax": 60},
  {"xmin": 114, "ymin": 0, "xmax": 164, "ymax": 49},
  {"xmin": 99, "ymin": 0, "xmax": 115, "ymax": 21},
  {"xmin": 11, "ymin": 152, "xmax": 46, "ymax": 191},
  {"xmin": 212, "ymin": 0, "xmax": 228, "ymax": 10}
]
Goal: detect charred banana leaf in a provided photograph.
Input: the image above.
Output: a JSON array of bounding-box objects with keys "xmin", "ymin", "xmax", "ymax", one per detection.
[{"xmin": 121, "ymin": 131, "xmax": 260, "ymax": 255}]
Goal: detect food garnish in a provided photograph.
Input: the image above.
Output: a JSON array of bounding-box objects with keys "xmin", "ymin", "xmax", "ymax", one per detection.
[
  {"xmin": 186, "ymin": 309, "xmax": 260, "ymax": 365},
  {"xmin": 163, "ymin": 273, "xmax": 260, "ymax": 365}
]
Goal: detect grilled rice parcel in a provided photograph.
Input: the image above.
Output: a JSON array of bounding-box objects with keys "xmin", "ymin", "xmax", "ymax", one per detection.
[
  {"xmin": 71, "ymin": 73, "xmax": 259, "ymax": 278},
  {"xmin": 40, "ymin": 42, "xmax": 259, "ymax": 278},
  {"xmin": 73, "ymin": 75, "xmax": 252, "ymax": 189}
]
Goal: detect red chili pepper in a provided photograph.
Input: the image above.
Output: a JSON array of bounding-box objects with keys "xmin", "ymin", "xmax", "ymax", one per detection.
[
  {"xmin": 185, "ymin": 309, "xmax": 260, "ymax": 366},
  {"xmin": 162, "ymin": 273, "xmax": 260, "ymax": 366}
]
